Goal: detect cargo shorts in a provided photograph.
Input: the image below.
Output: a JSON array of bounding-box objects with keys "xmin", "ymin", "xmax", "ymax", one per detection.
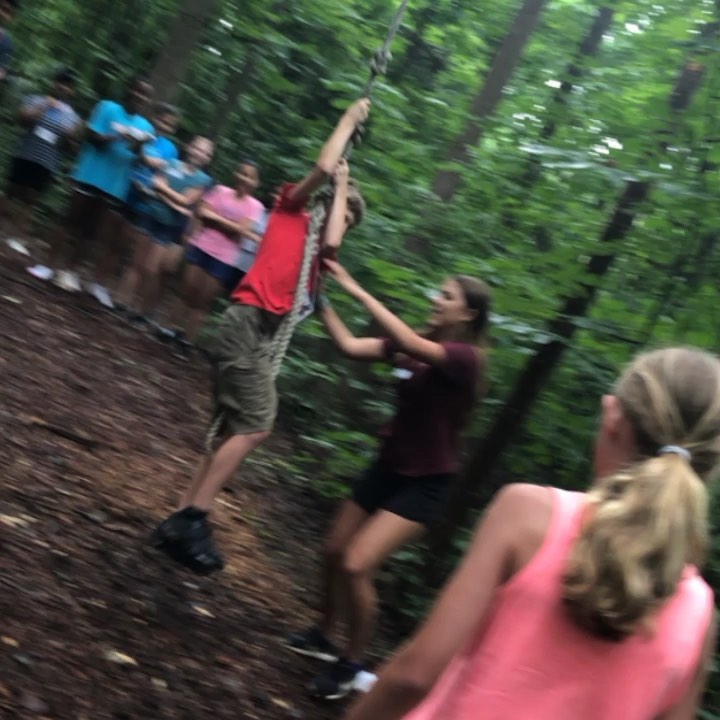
[{"xmin": 205, "ymin": 303, "xmax": 285, "ymax": 438}]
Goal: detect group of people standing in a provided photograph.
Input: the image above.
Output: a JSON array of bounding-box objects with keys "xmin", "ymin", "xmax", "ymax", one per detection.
[
  {"xmin": 1, "ymin": 4, "xmax": 718, "ymax": 716},
  {"xmin": 3, "ymin": 73, "xmax": 267, "ymax": 359}
]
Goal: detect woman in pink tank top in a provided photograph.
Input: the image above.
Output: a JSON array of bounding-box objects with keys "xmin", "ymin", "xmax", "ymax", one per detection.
[{"xmin": 343, "ymin": 347, "xmax": 718, "ymax": 720}]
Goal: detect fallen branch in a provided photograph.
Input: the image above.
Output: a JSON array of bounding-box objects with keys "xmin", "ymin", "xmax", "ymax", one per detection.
[{"xmin": 20, "ymin": 415, "xmax": 112, "ymax": 451}]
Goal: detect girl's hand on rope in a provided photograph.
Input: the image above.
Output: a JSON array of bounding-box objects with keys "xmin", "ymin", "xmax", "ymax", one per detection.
[
  {"xmin": 323, "ymin": 259, "xmax": 364, "ymax": 298},
  {"xmin": 346, "ymin": 98, "xmax": 371, "ymax": 126}
]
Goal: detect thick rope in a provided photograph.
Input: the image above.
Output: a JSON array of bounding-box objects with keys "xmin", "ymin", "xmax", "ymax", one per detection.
[{"xmin": 269, "ymin": 0, "xmax": 410, "ymax": 379}]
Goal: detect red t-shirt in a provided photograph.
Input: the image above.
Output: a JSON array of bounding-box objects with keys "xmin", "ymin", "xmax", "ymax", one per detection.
[
  {"xmin": 232, "ymin": 183, "xmax": 316, "ymax": 315},
  {"xmin": 378, "ymin": 341, "xmax": 480, "ymax": 476}
]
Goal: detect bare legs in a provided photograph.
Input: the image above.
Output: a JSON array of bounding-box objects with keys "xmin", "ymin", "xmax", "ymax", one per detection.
[
  {"xmin": 321, "ymin": 502, "xmax": 425, "ymax": 662},
  {"xmin": 178, "ymin": 430, "xmax": 270, "ymax": 511}
]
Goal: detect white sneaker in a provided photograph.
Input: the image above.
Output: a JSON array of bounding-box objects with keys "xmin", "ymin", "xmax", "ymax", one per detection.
[
  {"xmin": 55, "ymin": 270, "xmax": 82, "ymax": 292},
  {"xmin": 7, "ymin": 238, "xmax": 30, "ymax": 256},
  {"xmin": 88, "ymin": 283, "xmax": 115, "ymax": 309},
  {"xmin": 354, "ymin": 671, "xmax": 378, "ymax": 693},
  {"xmin": 27, "ymin": 264, "xmax": 54, "ymax": 281}
]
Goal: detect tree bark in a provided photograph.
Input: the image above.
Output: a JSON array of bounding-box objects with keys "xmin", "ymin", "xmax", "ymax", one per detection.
[
  {"xmin": 207, "ymin": 52, "xmax": 259, "ymax": 142},
  {"xmin": 149, "ymin": 0, "xmax": 222, "ymax": 104},
  {"xmin": 432, "ymin": 0, "xmax": 549, "ymax": 202},
  {"xmin": 425, "ymin": 19, "xmax": 717, "ymax": 582}
]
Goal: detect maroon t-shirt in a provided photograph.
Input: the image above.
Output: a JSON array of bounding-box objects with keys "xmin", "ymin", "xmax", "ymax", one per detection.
[{"xmin": 377, "ymin": 341, "xmax": 480, "ymax": 477}]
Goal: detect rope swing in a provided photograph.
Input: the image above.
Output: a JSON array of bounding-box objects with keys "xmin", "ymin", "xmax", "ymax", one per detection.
[{"xmin": 269, "ymin": 0, "xmax": 411, "ymax": 378}]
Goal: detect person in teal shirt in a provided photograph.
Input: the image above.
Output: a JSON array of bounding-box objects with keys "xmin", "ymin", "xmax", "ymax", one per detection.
[
  {"xmin": 116, "ymin": 135, "xmax": 214, "ymax": 331},
  {"xmin": 30, "ymin": 77, "xmax": 154, "ymax": 307}
]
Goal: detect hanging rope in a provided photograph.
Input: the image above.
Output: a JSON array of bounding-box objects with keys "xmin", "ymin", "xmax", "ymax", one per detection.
[{"xmin": 269, "ymin": 0, "xmax": 410, "ymax": 379}]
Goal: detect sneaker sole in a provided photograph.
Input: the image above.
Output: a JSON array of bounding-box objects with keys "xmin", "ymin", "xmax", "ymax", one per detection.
[
  {"xmin": 285, "ymin": 645, "xmax": 339, "ymax": 663},
  {"xmin": 308, "ymin": 684, "xmax": 353, "ymax": 701},
  {"xmin": 155, "ymin": 537, "xmax": 224, "ymax": 575}
]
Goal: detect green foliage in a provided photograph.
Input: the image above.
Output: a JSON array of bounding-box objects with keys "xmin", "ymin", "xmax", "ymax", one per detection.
[{"xmin": 5, "ymin": 0, "xmax": 720, "ymax": 713}]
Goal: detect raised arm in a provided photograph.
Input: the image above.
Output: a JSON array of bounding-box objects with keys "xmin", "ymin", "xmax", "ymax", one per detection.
[
  {"xmin": 343, "ymin": 484, "xmax": 544, "ymax": 720},
  {"xmin": 319, "ymin": 302, "xmax": 386, "ymax": 361},
  {"xmin": 322, "ymin": 159, "xmax": 350, "ymax": 253},
  {"xmin": 324, "ymin": 260, "xmax": 448, "ymax": 367},
  {"xmin": 288, "ymin": 98, "xmax": 370, "ymax": 205}
]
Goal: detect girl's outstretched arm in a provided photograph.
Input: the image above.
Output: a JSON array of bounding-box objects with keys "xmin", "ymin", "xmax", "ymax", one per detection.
[
  {"xmin": 324, "ymin": 260, "xmax": 448, "ymax": 367},
  {"xmin": 320, "ymin": 302, "xmax": 385, "ymax": 361}
]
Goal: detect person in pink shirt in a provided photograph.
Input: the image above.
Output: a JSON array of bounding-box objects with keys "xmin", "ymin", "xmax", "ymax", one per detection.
[
  {"xmin": 342, "ymin": 346, "xmax": 718, "ymax": 720},
  {"xmin": 169, "ymin": 161, "xmax": 264, "ymax": 359}
]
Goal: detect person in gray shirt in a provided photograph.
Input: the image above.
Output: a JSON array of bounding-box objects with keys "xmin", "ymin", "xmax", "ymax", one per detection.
[{"xmin": 3, "ymin": 68, "xmax": 82, "ymax": 239}]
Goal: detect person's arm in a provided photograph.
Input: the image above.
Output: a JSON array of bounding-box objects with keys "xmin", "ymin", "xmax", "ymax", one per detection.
[
  {"xmin": 323, "ymin": 260, "xmax": 448, "ymax": 367},
  {"xmin": 140, "ymin": 150, "xmax": 170, "ymax": 171},
  {"xmin": 196, "ymin": 201, "xmax": 250, "ymax": 237},
  {"xmin": 322, "ymin": 159, "xmax": 350, "ymax": 253},
  {"xmin": 343, "ymin": 484, "xmax": 538, "ymax": 720},
  {"xmin": 18, "ymin": 97, "xmax": 51, "ymax": 126},
  {"xmin": 656, "ymin": 614, "xmax": 717, "ymax": 720},
  {"xmin": 153, "ymin": 177, "xmax": 207, "ymax": 209},
  {"xmin": 288, "ymin": 98, "xmax": 370, "ymax": 205},
  {"xmin": 319, "ymin": 302, "xmax": 386, "ymax": 361}
]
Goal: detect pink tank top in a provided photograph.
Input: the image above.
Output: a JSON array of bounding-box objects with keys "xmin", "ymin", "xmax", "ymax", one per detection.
[{"xmin": 405, "ymin": 488, "xmax": 713, "ymax": 720}]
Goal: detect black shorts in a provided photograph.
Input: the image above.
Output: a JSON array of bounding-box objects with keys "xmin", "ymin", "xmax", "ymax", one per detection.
[
  {"xmin": 352, "ymin": 464, "xmax": 454, "ymax": 527},
  {"xmin": 186, "ymin": 245, "xmax": 244, "ymax": 292},
  {"xmin": 8, "ymin": 157, "xmax": 53, "ymax": 192},
  {"xmin": 72, "ymin": 181, "xmax": 124, "ymax": 211}
]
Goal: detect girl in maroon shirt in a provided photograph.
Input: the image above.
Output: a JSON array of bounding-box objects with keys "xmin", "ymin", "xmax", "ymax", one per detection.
[{"xmin": 287, "ymin": 259, "xmax": 491, "ymax": 700}]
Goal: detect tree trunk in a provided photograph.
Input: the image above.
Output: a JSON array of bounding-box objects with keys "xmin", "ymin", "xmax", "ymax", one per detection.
[
  {"xmin": 149, "ymin": 0, "xmax": 222, "ymax": 104},
  {"xmin": 207, "ymin": 52, "xmax": 259, "ymax": 142},
  {"xmin": 432, "ymin": 0, "xmax": 549, "ymax": 202},
  {"xmin": 425, "ymin": 22, "xmax": 716, "ymax": 582},
  {"xmin": 522, "ymin": 6, "xmax": 615, "ymax": 192}
]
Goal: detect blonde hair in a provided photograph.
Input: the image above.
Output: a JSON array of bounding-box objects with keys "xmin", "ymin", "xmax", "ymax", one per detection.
[{"xmin": 562, "ymin": 348, "xmax": 720, "ymax": 641}]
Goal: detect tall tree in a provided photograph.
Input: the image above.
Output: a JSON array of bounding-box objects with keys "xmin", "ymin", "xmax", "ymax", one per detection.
[
  {"xmin": 432, "ymin": 0, "xmax": 549, "ymax": 202},
  {"xmin": 149, "ymin": 0, "xmax": 222, "ymax": 103}
]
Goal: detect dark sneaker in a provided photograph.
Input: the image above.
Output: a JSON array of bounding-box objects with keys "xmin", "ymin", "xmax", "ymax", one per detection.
[
  {"xmin": 127, "ymin": 313, "xmax": 150, "ymax": 330},
  {"xmin": 308, "ymin": 658, "xmax": 365, "ymax": 700},
  {"xmin": 154, "ymin": 324, "xmax": 178, "ymax": 342},
  {"xmin": 286, "ymin": 627, "xmax": 339, "ymax": 663},
  {"xmin": 172, "ymin": 337, "xmax": 195, "ymax": 362},
  {"xmin": 150, "ymin": 508, "xmax": 224, "ymax": 575}
]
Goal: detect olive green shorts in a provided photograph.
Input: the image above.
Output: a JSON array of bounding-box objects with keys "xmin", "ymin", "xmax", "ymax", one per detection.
[{"xmin": 205, "ymin": 303, "xmax": 285, "ymax": 437}]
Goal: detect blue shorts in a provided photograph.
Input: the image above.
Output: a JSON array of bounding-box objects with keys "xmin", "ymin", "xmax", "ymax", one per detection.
[
  {"xmin": 186, "ymin": 245, "xmax": 243, "ymax": 291},
  {"xmin": 129, "ymin": 210, "xmax": 184, "ymax": 247}
]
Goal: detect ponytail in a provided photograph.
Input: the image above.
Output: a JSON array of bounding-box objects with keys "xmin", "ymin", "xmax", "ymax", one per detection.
[{"xmin": 563, "ymin": 453, "xmax": 709, "ymax": 641}]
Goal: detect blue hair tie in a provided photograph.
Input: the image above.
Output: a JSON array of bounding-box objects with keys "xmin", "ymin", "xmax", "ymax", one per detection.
[{"xmin": 657, "ymin": 445, "xmax": 691, "ymax": 462}]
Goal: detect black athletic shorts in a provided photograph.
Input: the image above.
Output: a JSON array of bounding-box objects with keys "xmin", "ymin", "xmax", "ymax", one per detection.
[
  {"xmin": 352, "ymin": 463, "xmax": 454, "ymax": 527},
  {"xmin": 8, "ymin": 157, "xmax": 53, "ymax": 192}
]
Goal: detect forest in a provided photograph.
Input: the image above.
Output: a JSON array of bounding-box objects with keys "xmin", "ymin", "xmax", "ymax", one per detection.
[{"xmin": 1, "ymin": 0, "xmax": 719, "ymax": 718}]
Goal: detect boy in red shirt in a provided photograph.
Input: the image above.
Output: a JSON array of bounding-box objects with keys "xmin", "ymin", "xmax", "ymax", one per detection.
[{"xmin": 151, "ymin": 98, "xmax": 370, "ymax": 574}]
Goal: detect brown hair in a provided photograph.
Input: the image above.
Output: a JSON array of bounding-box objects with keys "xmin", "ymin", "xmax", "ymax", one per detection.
[
  {"xmin": 562, "ymin": 348, "xmax": 720, "ymax": 641},
  {"xmin": 321, "ymin": 178, "xmax": 365, "ymax": 228}
]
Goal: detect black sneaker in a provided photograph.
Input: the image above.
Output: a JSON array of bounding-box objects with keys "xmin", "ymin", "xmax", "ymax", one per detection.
[
  {"xmin": 286, "ymin": 627, "xmax": 339, "ymax": 662},
  {"xmin": 154, "ymin": 324, "xmax": 178, "ymax": 342},
  {"xmin": 150, "ymin": 508, "xmax": 224, "ymax": 575},
  {"xmin": 127, "ymin": 313, "xmax": 150, "ymax": 330},
  {"xmin": 308, "ymin": 658, "xmax": 365, "ymax": 700},
  {"xmin": 172, "ymin": 336, "xmax": 194, "ymax": 362}
]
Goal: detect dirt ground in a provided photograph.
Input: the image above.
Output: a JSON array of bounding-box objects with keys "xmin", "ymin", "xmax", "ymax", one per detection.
[{"xmin": 0, "ymin": 238, "xmax": 363, "ymax": 719}]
